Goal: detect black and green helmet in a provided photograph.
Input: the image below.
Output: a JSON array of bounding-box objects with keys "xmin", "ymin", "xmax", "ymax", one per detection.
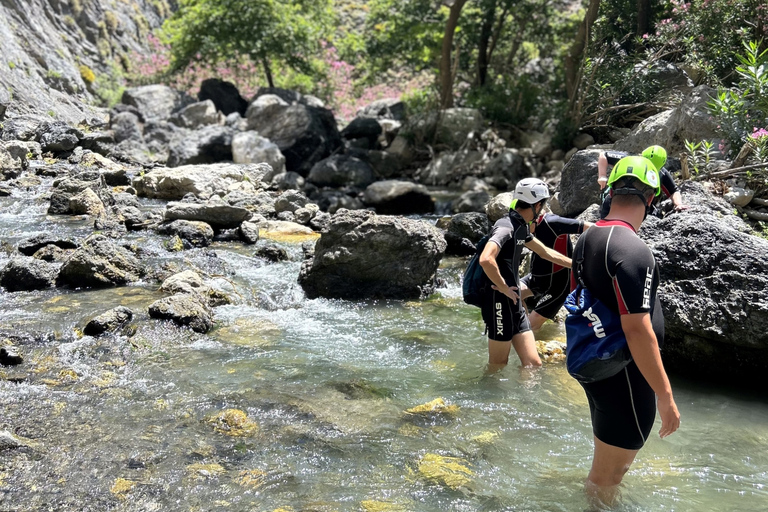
[{"xmin": 607, "ymin": 155, "xmax": 661, "ymax": 198}]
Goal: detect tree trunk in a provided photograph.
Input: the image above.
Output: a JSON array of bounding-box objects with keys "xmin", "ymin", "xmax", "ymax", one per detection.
[
  {"xmin": 565, "ymin": 0, "xmax": 601, "ymax": 105},
  {"xmin": 262, "ymin": 57, "xmax": 275, "ymax": 89},
  {"xmin": 440, "ymin": 0, "xmax": 468, "ymax": 109},
  {"xmin": 636, "ymin": 0, "xmax": 651, "ymax": 38},
  {"xmin": 477, "ymin": 0, "xmax": 498, "ymax": 87}
]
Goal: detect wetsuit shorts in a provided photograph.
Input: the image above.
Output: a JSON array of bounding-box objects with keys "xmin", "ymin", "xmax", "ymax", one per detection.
[
  {"xmin": 481, "ymin": 288, "xmax": 531, "ymax": 342},
  {"xmin": 520, "ymin": 271, "xmax": 571, "ymax": 319},
  {"xmin": 580, "ymin": 360, "xmax": 656, "ymax": 450}
]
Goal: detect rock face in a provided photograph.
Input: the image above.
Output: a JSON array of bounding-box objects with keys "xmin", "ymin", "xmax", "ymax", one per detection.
[
  {"xmin": 441, "ymin": 212, "xmax": 491, "ymax": 256},
  {"xmin": 0, "ymin": 0, "xmax": 167, "ymax": 124},
  {"xmin": 57, "ymin": 235, "xmax": 142, "ymax": 288},
  {"xmin": 639, "ymin": 183, "xmax": 768, "ymax": 385},
  {"xmin": 298, "ymin": 209, "xmax": 447, "ymax": 300}
]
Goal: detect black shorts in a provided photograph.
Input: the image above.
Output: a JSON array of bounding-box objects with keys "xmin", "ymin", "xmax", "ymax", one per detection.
[
  {"xmin": 481, "ymin": 288, "xmax": 531, "ymax": 342},
  {"xmin": 580, "ymin": 361, "xmax": 656, "ymax": 450},
  {"xmin": 521, "ymin": 270, "xmax": 571, "ymax": 319}
]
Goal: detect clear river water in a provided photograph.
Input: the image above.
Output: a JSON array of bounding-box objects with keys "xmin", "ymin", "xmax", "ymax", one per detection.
[{"xmin": 0, "ymin": 174, "xmax": 766, "ymax": 512}]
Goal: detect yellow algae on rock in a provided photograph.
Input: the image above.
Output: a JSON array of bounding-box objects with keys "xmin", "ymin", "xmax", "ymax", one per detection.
[
  {"xmin": 417, "ymin": 453, "xmax": 473, "ymax": 490},
  {"xmin": 404, "ymin": 398, "xmax": 459, "ymax": 416},
  {"xmin": 59, "ymin": 369, "xmax": 79, "ymax": 381},
  {"xmin": 186, "ymin": 463, "xmax": 226, "ymax": 479},
  {"xmin": 206, "ymin": 409, "xmax": 259, "ymax": 437},
  {"xmin": 470, "ymin": 431, "xmax": 499, "ymax": 445},
  {"xmin": 361, "ymin": 500, "xmax": 407, "ymax": 512},
  {"xmin": 110, "ymin": 478, "xmax": 136, "ymax": 499},
  {"xmin": 398, "ymin": 423, "xmax": 422, "ymax": 437},
  {"xmin": 236, "ymin": 469, "xmax": 267, "ymax": 489},
  {"xmin": 536, "ymin": 340, "xmax": 567, "ymax": 363}
]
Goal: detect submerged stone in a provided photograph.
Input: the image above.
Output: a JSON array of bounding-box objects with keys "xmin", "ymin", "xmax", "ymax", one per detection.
[
  {"xmin": 416, "ymin": 453, "xmax": 473, "ymax": 490},
  {"xmin": 404, "ymin": 398, "xmax": 459, "ymax": 416},
  {"xmin": 206, "ymin": 409, "xmax": 259, "ymax": 437},
  {"xmin": 110, "ymin": 478, "xmax": 136, "ymax": 500}
]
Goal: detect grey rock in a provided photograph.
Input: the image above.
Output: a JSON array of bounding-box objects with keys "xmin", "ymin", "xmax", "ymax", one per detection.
[
  {"xmin": 57, "ymin": 234, "xmax": 143, "ymax": 288},
  {"xmin": 451, "ymin": 190, "xmax": 492, "ymax": 214},
  {"xmin": 298, "ymin": 209, "xmax": 447, "ymax": 300},
  {"xmin": 169, "ymin": 99, "xmax": 222, "ymax": 129},
  {"xmin": 307, "ymin": 154, "xmax": 376, "ymax": 188},
  {"xmin": 18, "ymin": 234, "xmax": 78, "ymax": 256},
  {"xmin": 110, "ymin": 111, "xmax": 143, "ymax": 143},
  {"xmin": 83, "ymin": 306, "xmax": 133, "ymax": 336},
  {"xmin": 254, "ymin": 241, "xmax": 289, "ymax": 262},
  {"xmin": 122, "ymin": 85, "xmax": 194, "ymax": 123},
  {"xmin": 362, "ymin": 180, "xmax": 434, "ymax": 215},
  {"xmin": 231, "ymin": 131, "xmax": 286, "ymax": 173},
  {"xmin": 164, "ymin": 201, "xmax": 251, "ymax": 229},
  {"xmin": 148, "ymin": 293, "xmax": 213, "ymax": 333},
  {"xmin": 157, "ymin": 220, "xmax": 214, "ymax": 248},
  {"xmin": 166, "ymin": 125, "xmax": 234, "ymax": 167},
  {"xmin": 239, "ymin": 221, "xmax": 261, "ymax": 244},
  {"xmin": 0, "ymin": 346, "xmax": 23, "ymax": 366},
  {"xmin": 0, "ymin": 257, "xmax": 58, "ymax": 291},
  {"xmin": 442, "ymin": 212, "xmax": 492, "ymax": 256},
  {"xmin": 555, "ymin": 149, "xmax": 603, "ymax": 217}
]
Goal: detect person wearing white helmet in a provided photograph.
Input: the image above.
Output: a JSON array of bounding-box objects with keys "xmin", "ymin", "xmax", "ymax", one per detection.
[{"xmin": 478, "ymin": 178, "xmax": 573, "ymax": 370}]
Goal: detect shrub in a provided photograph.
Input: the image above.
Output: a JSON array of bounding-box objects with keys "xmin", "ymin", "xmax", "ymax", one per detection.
[
  {"xmin": 79, "ymin": 64, "xmax": 96, "ymax": 84},
  {"xmin": 104, "ymin": 12, "xmax": 119, "ymax": 33}
]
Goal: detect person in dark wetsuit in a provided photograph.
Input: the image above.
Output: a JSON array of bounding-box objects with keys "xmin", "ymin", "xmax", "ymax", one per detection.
[
  {"xmin": 572, "ymin": 155, "xmax": 680, "ymax": 508},
  {"xmin": 478, "ymin": 178, "xmax": 572, "ymax": 370},
  {"xmin": 598, "ymin": 145, "xmax": 688, "ymax": 219},
  {"xmin": 519, "ymin": 214, "xmax": 592, "ymax": 330}
]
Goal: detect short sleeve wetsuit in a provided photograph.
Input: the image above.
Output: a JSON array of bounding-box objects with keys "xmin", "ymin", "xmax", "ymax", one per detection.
[
  {"xmin": 573, "ymin": 219, "xmax": 664, "ymax": 450},
  {"xmin": 599, "ymin": 150, "xmax": 678, "ymax": 219},
  {"xmin": 520, "ymin": 213, "xmax": 585, "ymax": 319},
  {"xmin": 480, "ymin": 210, "xmax": 533, "ymax": 341}
]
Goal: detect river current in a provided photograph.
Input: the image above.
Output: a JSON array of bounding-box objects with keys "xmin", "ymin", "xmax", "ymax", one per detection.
[{"xmin": 0, "ymin": 174, "xmax": 766, "ymax": 512}]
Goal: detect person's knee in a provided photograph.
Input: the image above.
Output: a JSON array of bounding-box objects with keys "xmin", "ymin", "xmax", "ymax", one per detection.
[{"xmin": 589, "ymin": 462, "xmax": 631, "ymax": 487}]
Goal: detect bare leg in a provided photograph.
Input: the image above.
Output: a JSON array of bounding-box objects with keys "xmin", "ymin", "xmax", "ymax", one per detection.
[
  {"xmin": 528, "ymin": 311, "xmax": 548, "ymax": 331},
  {"xmin": 585, "ymin": 436, "xmax": 639, "ymax": 509},
  {"xmin": 487, "ymin": 338, "xmax": 512, "ymax": 372},
  {"xmin": 511, "ymin": 330, "xmax": 542, "ymax": 367}
]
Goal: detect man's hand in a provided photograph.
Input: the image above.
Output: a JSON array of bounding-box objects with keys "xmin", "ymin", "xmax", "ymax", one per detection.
[
  {"xmin": 491, "ymin": 283, "xmax": 519, "ymax": 303},
  {"xmin": 657, "ymin": 394, "xmax": 680, "ymax": 438},
  {"xmin": 673, "ymin": 203, "xmax": 689, "ymax": 211}
]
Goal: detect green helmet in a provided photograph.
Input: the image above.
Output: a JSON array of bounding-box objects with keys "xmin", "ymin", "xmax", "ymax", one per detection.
[
  {"xmin": 642, "ymin": 145, "xmax": 667, "ymax": 170},
  {"xmin": 607, "ymin": 156, "xmax": 661, "ymax": 198}
]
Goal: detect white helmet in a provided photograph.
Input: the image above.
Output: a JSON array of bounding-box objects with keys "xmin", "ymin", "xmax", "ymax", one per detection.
[{"xmin": 513, "ymin": 178, "xmax": 550, "ymax": 205}]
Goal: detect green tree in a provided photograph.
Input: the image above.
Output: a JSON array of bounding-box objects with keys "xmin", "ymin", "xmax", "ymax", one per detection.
[{"xmin": 162, "ymin": 0, "xmax": 333, "ymax": 88}]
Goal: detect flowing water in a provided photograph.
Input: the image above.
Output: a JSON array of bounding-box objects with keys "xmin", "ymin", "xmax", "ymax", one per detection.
[{"xmin": 0, "ymin": 173, "xmax": 767, "ymax": 512}]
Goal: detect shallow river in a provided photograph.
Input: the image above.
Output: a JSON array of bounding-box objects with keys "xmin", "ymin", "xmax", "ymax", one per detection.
[{"xmin": 0, "ymin": 175, "xmax": 766, "ymax": 512}]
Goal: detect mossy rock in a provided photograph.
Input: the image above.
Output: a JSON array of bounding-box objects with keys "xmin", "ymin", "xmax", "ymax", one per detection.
[
  {"xmin": 110, "ymin": 478, "xmax": 136, "ymax": 500},
  {"xmin": 205, "ymin": 408, "xmax": 259, "ymax": 437},
  {"xmin": 416, "ymin": 453, "xmax": 473, "ymax": 490},
  {"xmin": 404, "ymin": 397, "xmax": 459, "ymax": 416}
]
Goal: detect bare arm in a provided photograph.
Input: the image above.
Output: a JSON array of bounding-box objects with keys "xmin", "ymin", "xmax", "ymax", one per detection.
[
  {"xmin": 479, "ymin": 241, "xmax": 519, "ymax": 302},
  {"xmin": 622, "ymin": 312, "xmax": 680, "ymax": 438},
  {"xmin": 525, "ymin": 238, "xmax": 572, "ymax": 268},
  {"xmin": 598, "ymin": 152, "xmax": 609, "ymax": 190}
]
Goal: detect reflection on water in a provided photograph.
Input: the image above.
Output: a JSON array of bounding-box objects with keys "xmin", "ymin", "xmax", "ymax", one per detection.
[{"xmin": 1, "ymin": 180, "xmax": 768, "ymax": 512}]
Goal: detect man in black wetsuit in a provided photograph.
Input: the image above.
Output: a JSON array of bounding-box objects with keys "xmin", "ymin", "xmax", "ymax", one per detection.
[
  {"xmin": 571, "ymin": 155, "xmax": 680, "ymax": 507},
  {"xmin": 478, "ymin": 178, "xmax": 573, "ymax": 370},
  {"xmin": 519, "ymin": 214, "xmax": 592, "ymax": 331},
  {"xmin": 598, "ymin": 145, "xmax": 688, "ymax": 219}
]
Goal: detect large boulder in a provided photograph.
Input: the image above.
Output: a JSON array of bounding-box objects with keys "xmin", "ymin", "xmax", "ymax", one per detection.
[
  {"xmin": 166, "ymin": 125, "xmax": 235, "ymax": 167},
  {"xmin": 246, "ymin": 97, "xmax": 342, "ymax": 176},
  {"xmin": 0, "ymin": 257, "xmax": 58, "ymax": 291},
  {"xmin": 57, "ymin": 234, "xmax": 143, "ymax": 288},
  {"xmin": 555, "ymin": 149, "xmax": 603, "ymax": 217},
  {"xmin": 148, "ymin": 293, "xmax": 213, "ymax": 333},
  {"xmin": 48, "ymin": 172, "xmax": 108, "ymax": 215},
  {"xmin": 307, "ymin": 155, "xmax": 376, "ymax": 189},
  {"xmin": 362, "ymin": 180, "xmax": 434, "ymax": 215},
  {"xmin": 298, "ymin": 209, "xmax": 446, "ymax": 300},
  {"xmin": 231, "ymin": 131, "xmax": 286, "ymax": 173},
  {"xmin": 121, "ymin": 85, "xmax": 194, "ymax": 123},
  {"xmin": 441, "ymin": 212, "xmax": 491, "ymax": 256},
  {"xmin": 640, "ymin": 182, "xmax": 768, "ymax": 385},
  {"xmin": 483, "ymin": 150, "xmax": 528, "ymax": 190},
  {"xmin": 615, "ymin": 85, "xmax": 721, "ymax": 156},
  {"xmin": 415, "ymin": 150, "xmax": 484, "ymax": 187},
  {"xmin": 36, "ymin": 121, "xmax": 83, "ymax": 152},
  {"xmin": 157, "ymin": 219, "xmax": 215, "ymax": 248},
  {"xmin": 198, "ymin": 78, "xmax": 248, "ymax": 116},
  {"xmin": 132, "ymin": 163, "xmax": 273, "ymax": 200},
  {"xmin": 168, "ymin": 100, "xmax": 223, "ymax": 129},
  {"xmin": 83, "ymin": 306, "xmax": 133, "ymax": 337}
]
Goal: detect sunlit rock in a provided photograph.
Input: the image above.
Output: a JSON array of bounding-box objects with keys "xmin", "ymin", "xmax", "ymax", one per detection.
[
  {"xmin": 205, "ymin": 409, "xmax": 259, "ymax": 437},
  {"xmin": 148, "ymin": 293, "xmax": 213, "ymax": 334},
  {"xmin": 404, "ymin": 398, "xmax": 459, "ymax": 417},
  {"xmin": 110, "ymin": 478, "xmax": 136, "ymax": 500},
  {"xmin": 415, "ymin": 453, "xmax": 473, "ymax": 490}
]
